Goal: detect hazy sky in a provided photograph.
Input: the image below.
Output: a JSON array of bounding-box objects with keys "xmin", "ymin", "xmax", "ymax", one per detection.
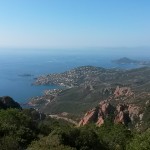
[{"xmin": 0, "ymin": 0, "xmax": 150, "ymax": 49}]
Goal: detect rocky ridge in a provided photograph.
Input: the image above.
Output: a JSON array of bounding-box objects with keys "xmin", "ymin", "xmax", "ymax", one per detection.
[{"xmin": 78, "ymin": 86, "xmax": 147, "ymax": 128}]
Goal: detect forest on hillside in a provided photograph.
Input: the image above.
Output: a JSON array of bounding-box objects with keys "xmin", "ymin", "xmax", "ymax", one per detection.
[{"xmin": 0, "ymin": 107, "xmax": 150, "ymax": 150}]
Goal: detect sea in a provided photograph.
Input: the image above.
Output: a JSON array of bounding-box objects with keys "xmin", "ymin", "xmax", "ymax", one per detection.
[{"xmin": 0, "ymin": 48, "xmax": 149, "ymax": 103}]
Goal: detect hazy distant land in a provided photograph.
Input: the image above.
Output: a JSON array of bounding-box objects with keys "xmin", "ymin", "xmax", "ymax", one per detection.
[
  {"xmin": 112, "ymin": 57, "xmax": 150, "ymax": 66},
  {"xmin": 18, "ymin": 74, "xmax": 33, "ymax": 77}
]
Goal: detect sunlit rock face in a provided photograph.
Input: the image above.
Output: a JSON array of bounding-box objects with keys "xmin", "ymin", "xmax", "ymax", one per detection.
[
  {"xmin": 79, "ymin": 100, "xmax": 115, "ymax": 127},
  {"xmin": 114, "ymin": 86, "xmax": 134, "ymax": 98},
  {"xmin": 78, "ymin": 86, "xmax": 143, "ymax": 127},
  {"xmin": 78, "ymin": 100, "xmax": 142, "ymax": 127}
]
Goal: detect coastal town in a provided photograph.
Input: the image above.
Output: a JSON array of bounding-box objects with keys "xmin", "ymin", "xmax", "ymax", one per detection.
[{"xmin": 33, "ymin": 66, "xmax": 122, "ymax": 87}]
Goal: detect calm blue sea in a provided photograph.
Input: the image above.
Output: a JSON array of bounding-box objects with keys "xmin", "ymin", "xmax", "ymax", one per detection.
[{"xmin": 0, "ymin": 49, "xmax": 145, "ymax": 103}]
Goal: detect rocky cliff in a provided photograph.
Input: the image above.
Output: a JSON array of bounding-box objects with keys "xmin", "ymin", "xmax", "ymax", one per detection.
[
  {"xmin": 78, "ymin": 86, "xmax": 145, "ymax": 128},
  {"xmin": 79, "ymin": 100, "xmax": 114, "ymax": 126},
  {"xmin": 114, "ymin": 86, "xmax": 134, "ymax": 98},
  {"xmin": 79, "ymin": 101, "xmax": 143, "ymax": 127},
  {"xmin": 0, "ymin": 96, "xmax": 22, "ymax": 109}
]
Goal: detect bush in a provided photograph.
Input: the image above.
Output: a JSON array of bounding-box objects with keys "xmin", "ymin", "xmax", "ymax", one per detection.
[
  {"xmin": 0, "ymin": 109, "xmax": 38, "ymax": 149},
  {"xmin": 127, "ymin": 129, "xmax": 150, "ymax": 150}
]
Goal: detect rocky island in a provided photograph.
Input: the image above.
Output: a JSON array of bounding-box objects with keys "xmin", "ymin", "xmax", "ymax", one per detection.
[
  {"xmin": 19, "ymin": 73, "xmax": 33, "ymax": 77},
  {"xmin": 112, "ymin": 57, "xmax": 150, "ymax": 66}
]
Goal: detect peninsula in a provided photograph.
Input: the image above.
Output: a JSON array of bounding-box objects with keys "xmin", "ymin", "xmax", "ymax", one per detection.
[{"xmin": 112, "ymin": 57, "xmax": 150, "ymax": 66}]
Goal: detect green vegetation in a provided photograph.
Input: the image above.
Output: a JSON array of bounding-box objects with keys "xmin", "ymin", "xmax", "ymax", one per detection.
[
  {"xmin": 28, "ymin": 121, "xmax": 150, "ymax": 150},
  {"xmin": 0, "ymin": 109, "xmax": 38, "ymax": 149},
  {"xmin": 0, "ymin": 107, "xmax": 150, "ymax": 150},
  {"xmin": 0, "ymin": 107, "xmax": 73, "ymax": 150},
  {"xmin": 127, "ymin": 129, "xmax": 150, "ymax": 150},
  {"xmin": 28, "ymin": 125, "xmax": 105, "ymax": 150},
  {"xmin": 97, "ymin": 121, "xmax": 133, "ymax": 150},
  {"xmin": 0, "ymin": 95, "xmax": 149, "ymax": 150}
]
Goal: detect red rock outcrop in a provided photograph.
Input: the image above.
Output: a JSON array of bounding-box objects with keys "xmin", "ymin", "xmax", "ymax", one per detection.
[
  {"xmin": 79, "ymin": 100, "xmax": 114, "ymax": 127},
  {"xmin": 128, "ymin": 104, "xmax": 140, "ymax": 121},
  {"xmin": 114, "ymin": 104, "xmax": 141, "ymax": 125},
  {"xmin": 78, "ymin": 86, "xmax": 142, "ymax": 127},
  {"xmin": 96, "ymin": 116, "xmax": 104, "ymax": 126},
  {"xmin": 114, "ymin": 111, "xmax": 124, "ymax": 124},
  {"xmin": 78, "ymin": 108, "xmax": 97, "ymax": 126},
  {"xmin": 79, "ymin": 102, "xmax": 141, "ymax": 127},
  {"xmin": 114, "ymin": 86, "xmax": 134, "ymax": 98},
  {"xmin": 114, "ymin": 104, "xmax": 130, "ymax": 125}
]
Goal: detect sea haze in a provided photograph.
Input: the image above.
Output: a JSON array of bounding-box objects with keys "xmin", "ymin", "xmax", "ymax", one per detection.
[{"xmin": 0, "ymin": 49, "xmax": 147, "ymax": 103}]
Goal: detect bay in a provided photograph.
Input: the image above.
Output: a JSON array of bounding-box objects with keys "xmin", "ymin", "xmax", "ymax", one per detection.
[{"xmin": 0, "ymin": 49, "xmax": 142, "ymax": 103}]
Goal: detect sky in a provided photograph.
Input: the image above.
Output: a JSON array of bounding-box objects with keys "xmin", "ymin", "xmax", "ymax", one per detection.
[{"xmin": 0, "ymin": 0, "xmax": 150, "ymax": 49}]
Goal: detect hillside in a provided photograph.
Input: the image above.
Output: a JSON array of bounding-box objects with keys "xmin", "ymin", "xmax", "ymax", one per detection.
[
  {"xmin": 0, "ymin": 97, "xmax": 150, "ymax": 150},
  {"xmin": 34, "ymin": 66, "xmax": 150, "ymax": 89},
  {"xmin": 29, "ymin": 66, "xmax": 150, "ymax": 127}
]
